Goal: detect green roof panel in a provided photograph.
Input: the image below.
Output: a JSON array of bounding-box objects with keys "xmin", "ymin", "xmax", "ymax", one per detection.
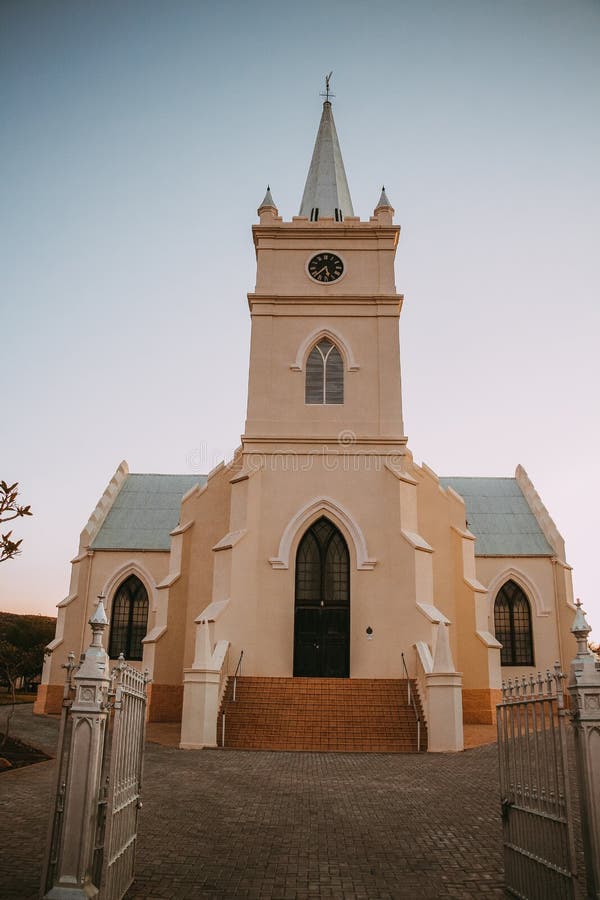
[
  {"xmin": 91, "ymin": 473, "xmax": 206, "ymax": 551},
  {"xmin": 439, "ymin": 476, "xmax": 554, "ymax": 557}
]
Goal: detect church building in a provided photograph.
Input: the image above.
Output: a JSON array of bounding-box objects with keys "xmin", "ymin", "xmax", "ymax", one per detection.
[{"xmin": 36, "ymin": 93, "xmax": 577, "ymax": 752}]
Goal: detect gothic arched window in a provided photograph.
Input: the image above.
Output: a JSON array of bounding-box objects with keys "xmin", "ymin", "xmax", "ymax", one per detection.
[
  {"xmin": 305, "ymin": 339, "xmax": 344, "ymax": 405},
  {"xmin": 108, "ymin": 575, "xmax": 149, "ymax": 661},
  {"xmin": 494, "ymin": 580, "xmax": 534, "ymax": 666}
]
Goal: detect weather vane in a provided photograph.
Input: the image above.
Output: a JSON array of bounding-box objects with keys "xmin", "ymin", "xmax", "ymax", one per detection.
[{"xmin": 320, "ymin": 71, "xmax": 335, "ymax": 103}]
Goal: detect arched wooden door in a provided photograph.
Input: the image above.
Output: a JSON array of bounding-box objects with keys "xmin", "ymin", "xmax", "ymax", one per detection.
[{"xmin": 293, "ymin": 517, "xmax": 350, "ymax": 677}]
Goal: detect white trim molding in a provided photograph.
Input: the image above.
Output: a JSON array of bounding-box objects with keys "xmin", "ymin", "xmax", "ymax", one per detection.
[
  {"xmin": 269, "ymin": 497, "xmax": 376, "ymax": 571},
  {"xmin": 290, "ymin": 326, "xmax": 360, "ymax": 373},
  {"xmin": 485, "ymin": 567, "xmax": 550, "ymax": 619},
  {"xmin": 100, "ymin": 559, "xmax": 159, "ymax": 613}
]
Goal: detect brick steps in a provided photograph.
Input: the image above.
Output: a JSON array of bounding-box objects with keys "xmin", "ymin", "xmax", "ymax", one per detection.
[{"xmin": 218, "ymin": 677, "xmax": 427, "ymax": 752}]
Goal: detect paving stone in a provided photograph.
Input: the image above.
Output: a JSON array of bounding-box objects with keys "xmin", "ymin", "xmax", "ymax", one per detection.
[{"xmin": 0, "ymin": 705, "xmax": 589, "ymax": 899}]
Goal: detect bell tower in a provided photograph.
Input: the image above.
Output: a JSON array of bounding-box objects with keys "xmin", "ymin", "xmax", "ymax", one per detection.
[{"xmin": 244, "ymin": 91, "xmax": 406, "ymax": 457}]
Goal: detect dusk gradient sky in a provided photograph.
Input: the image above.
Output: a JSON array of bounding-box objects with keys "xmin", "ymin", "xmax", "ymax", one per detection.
[{"xmin": 2, "ymin": 0, "xmax": 599, "ymax": 638}]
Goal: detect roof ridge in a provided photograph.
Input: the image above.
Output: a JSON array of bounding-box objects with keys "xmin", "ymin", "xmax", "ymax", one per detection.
[
  {"xmin": 441, "ymin": 475, "xmax": 516, "ymax": 480},
  {"xmin": 127, "ymin": 472, "xmax": 206, "ymax": 478}
]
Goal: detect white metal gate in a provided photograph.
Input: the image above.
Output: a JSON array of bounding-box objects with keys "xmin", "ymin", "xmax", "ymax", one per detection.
[
  {"xmin": 496, "ymin": 665, "xmax": 577, "ymax": 900},
  {"xmin": 97, "ymin": 659, "xmax": 149, "ymax": 900}
]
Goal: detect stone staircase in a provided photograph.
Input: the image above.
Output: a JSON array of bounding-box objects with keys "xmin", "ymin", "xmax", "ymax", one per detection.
[{"xmin": 217, "ymin": 676, "xmax": 427, "ymax": 752}]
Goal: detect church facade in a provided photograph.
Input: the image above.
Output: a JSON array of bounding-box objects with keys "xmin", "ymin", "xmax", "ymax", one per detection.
[{"xmin": 36, "ymin": 97, "xmax": 576, "ymax": 751}]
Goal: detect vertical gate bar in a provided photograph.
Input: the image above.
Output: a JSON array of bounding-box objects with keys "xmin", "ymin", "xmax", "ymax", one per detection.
[
  {"xmin": 516, "ymin": 699, "xmax": 524, "ymax": 893},
  {"xmin": 547, "ymin": 696, "xmax": 558, "ymax": 812},
  {"xmin": 552, "ymin": 693, "xmax": 567, "ymax": 886},
  {"xmin": 526, "ymin": 702, "xmax": 534, "ymax": 898},
  {"xmin": 547, "ymin": 697, "xmax": 559, "ymax": 877},
  {"xmin": 556, "ymin": 693, "xmax": 577, "ymax": 886},
  {"xmin": 531, "ymin": 698, "xmax": 541, "ymax": 816},
  {"xmin": 523, "ymin": 700, "xmax": 532, "ymax": 855},
  {"xmin": 504, "ymin": 703, "xmax": 516, "ymax": 884},
  {"xmin": 508, "ymin": 698, "xmax": 517, "ymax": 802},
  {"xmin": 133, "ymin": 676, "xmax": 148, "ymax": 889},
  {"xmin": 508, "ymin": 698, "xmax": 517, "ymax": 893},
  {"xmin": 539, "ymin": 694, "xmax": 550, "ymax": 816}
]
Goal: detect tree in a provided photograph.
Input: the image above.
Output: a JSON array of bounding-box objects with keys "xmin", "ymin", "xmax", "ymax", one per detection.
[
  {"xmin": 0, "ymin": 615, "xmax": 55, "ymax": 747},
  {"xmin": 0, "ymin": 480, "xmax": 32, "ymax": 563}
]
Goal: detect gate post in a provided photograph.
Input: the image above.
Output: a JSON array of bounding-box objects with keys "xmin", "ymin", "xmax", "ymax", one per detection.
[
  {"xmin": 44, "ymin": 598, "xmax": 111, "ymax": 900},
  {"xmin": 568, "ymin": 600, "xmax": 600, "ymax": 900}
]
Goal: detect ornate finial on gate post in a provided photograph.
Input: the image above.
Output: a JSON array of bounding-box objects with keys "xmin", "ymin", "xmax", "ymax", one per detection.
[
  {"xmin": 553, "ymin": 661, "xmax": 565, "ymax": 709},
  {"xmin": 571, "ymin": 599, "xmax": 593, "ymax": 658},
  {"xmin": 89, "ymin": 595, "xmax": 109, "ymax": 649},
  {"xmin": 537, "ymin": 671, "xmax": 544, "ymax": 697}
]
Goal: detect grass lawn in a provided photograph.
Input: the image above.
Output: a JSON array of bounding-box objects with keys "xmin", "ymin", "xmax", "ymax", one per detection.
[{"xmin": 0, "ymin": 692, "xmax": 37, "ymax": 705}]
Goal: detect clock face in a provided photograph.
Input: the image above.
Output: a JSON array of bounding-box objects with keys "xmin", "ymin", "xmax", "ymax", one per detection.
[{"xmin": 308, "ymin": 253, "xmax": 344, "ymax": 283}]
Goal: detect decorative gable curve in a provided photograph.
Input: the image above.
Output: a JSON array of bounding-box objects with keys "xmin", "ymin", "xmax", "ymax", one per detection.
[
  {"xmin": 269, "ymin": 496, "xmax": 376, "ymax": 571},
  {"xmin": 100, "ymin": 559, "xmax": 159, "ymax": 613},
  {"xmin": 485, "ymin": 566, "xmax": 549, "ymax": 619},
  {"xmin": 290, "ymin": 326, "xmax": 360, "ymax": 372}
]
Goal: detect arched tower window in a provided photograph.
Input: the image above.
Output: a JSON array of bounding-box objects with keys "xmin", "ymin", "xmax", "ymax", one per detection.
[
  {"xmin": 494, "ymin": 580, "xmax": 534, "ymax": 666},
  {"xmin": 108, "ymin": 574, "xmax": 149, "ymax": 661},
  {"xmin": 305, "ymin": 339, "xmax": 344, "ymax": 405}
]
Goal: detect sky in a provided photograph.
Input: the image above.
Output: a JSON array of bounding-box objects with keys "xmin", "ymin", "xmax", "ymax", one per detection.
[{"xmin": 1, "ymin": 0, "xmax": 599, "ymax": 641}]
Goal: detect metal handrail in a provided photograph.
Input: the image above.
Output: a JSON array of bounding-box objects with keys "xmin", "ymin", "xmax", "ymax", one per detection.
[
  {"xmin": 222, "ymin": 649, "xmax": 244, "ymax": 748},
  {"xmin": 232, "ymin": 649, "xmax": 244, "ymax": 702},
  {"xmin": 401, "ymin": 651, "xmax": 421, "ymax": 752}
]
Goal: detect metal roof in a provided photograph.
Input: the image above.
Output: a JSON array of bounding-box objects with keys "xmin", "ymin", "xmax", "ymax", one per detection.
[
  {"xmin": 91, "ymin": 473, "xmax": 552, "ymax": 557},
  {"xmin": 91, "ymin": 474, "xmax": 205, "ymax": 551},
  {"xmin": 299, "ymin": 101, "xmax": 354, "ymax": 220},
  {"xmin": 440, "ymin": 476, "xmax": 554, "ymax": 557}
]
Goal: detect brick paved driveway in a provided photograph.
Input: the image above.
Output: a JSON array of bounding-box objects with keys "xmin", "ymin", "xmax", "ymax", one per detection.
[{"xmin": 0, "ymin": 705, "xmax": 509, "ymax": 900}]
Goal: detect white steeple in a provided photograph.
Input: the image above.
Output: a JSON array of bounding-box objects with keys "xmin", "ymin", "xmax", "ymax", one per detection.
[{"xmin": 299, "ymin": 84, "xmax": 354, "ymax": 222}]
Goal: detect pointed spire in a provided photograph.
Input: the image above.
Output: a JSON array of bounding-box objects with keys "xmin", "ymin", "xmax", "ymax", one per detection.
[
  {"xmin": 257, "ymin": 185, "xmax": 278, "ymax": 223},
  {"xmin": 375, "ymin": 186, "xmax": 393, "ymax": 211},
  {"xmin": 299, "ymin": 93, "xmax": 354, "ymax": 221},
  {"xmin": 258, "ymin": 185, "xmax": 276, "ymax": 211}
]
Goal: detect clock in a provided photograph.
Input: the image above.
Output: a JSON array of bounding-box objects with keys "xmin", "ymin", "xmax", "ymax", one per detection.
[{"xmin": 308, "ymin": 252, "xmax": 344, "ymax": 283}]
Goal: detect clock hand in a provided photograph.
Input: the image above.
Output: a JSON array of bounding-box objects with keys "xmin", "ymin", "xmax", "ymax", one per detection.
[{"xmin": 313, "ymin": 266, "xmax": 327, "ymax": 276}]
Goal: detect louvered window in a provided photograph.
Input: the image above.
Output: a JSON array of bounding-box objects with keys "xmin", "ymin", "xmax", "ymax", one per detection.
[
  {"xmin": 108, "ymin": 575, "xmax": 149, "ymax": 661},
  {"xmin": 494, "ymin": 580, "xmax": 534, "ymax": 666},
  {"xmin": 305, "ymin": 339, "xmax": 344, "ymax": 405}
]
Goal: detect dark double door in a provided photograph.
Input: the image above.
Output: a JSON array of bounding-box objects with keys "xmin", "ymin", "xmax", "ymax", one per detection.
[{"xmin": 293, "ymin": 517, "xmax": 350, "ymax": 678}]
